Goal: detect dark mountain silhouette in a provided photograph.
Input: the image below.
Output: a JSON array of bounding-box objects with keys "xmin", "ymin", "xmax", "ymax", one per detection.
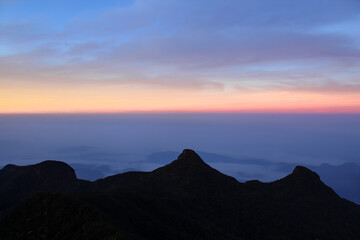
[
  {"xmin": 0, "ymin": 149, "xmax": 359, "ymax": 240},
  {"xmin": 146, "ymin": 150, "xmax": 360, "ymax": 203},
  {"xmin": 310, "ymin": 163, "xmax": 360, "ymax": 204},
  {"xmin": 0, "ymin": 160, "xmax": 77, "ymax": 217}
]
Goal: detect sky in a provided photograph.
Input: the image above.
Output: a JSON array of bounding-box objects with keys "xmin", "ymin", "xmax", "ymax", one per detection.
[
  {"xmin": 1, "ymin": 113, "xmax": 360, "ymax": 169},
  {"xmin": 1, "ymin": 0, "xmax": 360, "ymax": 113}
]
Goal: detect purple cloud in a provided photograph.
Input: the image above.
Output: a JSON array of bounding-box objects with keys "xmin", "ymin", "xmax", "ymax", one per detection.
[{"xmin": 0, "ymin": 0, "xmax": 359, "ymax": 93}]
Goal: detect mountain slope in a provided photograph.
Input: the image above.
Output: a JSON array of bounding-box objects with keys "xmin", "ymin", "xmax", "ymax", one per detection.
[
  {"xmin": 0, "ymin": 192, "xmax": 141, "ymax": 240},
  {"xmin": 0, "ymin": 149, "xmax": 359, "ymax": 240},
  {"xmin": 0, "ymin": 160, "xmax": 78, "ymax": 217}
]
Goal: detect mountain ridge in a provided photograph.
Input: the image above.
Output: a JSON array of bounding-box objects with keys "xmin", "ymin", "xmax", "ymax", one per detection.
[{"xmin": 0, "ymin": 149, "xmax": 359, "ymax": 240}]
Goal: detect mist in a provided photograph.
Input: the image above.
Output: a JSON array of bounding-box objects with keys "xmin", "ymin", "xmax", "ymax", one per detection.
[{"xmin": 1, "ymin": 113, "xmax": 359, "ymax": 178}]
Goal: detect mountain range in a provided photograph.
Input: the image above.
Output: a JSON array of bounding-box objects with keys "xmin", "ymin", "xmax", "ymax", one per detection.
[
  {"xmin": 0, "ymin": 149, "xmax": 359, "ymax": 240},
  {"xmin": 145, "ymin": 150, "xmax": 360, "ymax": 204}
]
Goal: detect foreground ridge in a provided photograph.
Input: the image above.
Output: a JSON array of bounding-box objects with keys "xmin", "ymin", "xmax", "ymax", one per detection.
[{"xmin": 0, "ymin": 149, "xmax": 359, "ymax": 240}]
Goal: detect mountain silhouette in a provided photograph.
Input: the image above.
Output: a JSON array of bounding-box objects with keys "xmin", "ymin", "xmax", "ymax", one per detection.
[
  {"xmin": 145, "ymin": 150, "xmax": 360, "ymax": 203},
  {"xmin": 0, "ymin": 160, "xmax": 77, "ymax": 217},
  {"xmin": 0, "ymin": 149, "xmax": 359, "ymax": 240}
]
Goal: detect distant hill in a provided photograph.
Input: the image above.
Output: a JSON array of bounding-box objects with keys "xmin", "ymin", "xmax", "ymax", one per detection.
[{"xmin": 0, "ymin": 149, "xmax": 359, "ymax": 240}]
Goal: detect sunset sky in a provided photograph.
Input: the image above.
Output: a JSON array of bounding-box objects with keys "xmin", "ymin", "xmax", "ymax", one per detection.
[{"xmin": 1, "ymin": 0, "xmax": 360, "ymax": 113}]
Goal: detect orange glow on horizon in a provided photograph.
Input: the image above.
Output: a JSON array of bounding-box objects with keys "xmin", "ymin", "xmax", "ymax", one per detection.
[{"xmin": 1, "ymin": 84, "xmax": 359, "ymax": 114}]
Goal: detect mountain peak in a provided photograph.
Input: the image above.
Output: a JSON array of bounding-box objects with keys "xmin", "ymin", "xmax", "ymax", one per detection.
[
  {"xmin": 276, "ymin": 165, "xmax": 327, "ymax": 190},
  {"xmin": 154, "ymin": 149, "xmax": 209, "ymax": 172},
  {"xmin": 291, "ymin": 166, "xmax": 320, "ymax": 181},
  {"xmin": 1, "ymin": 164, "xmax": 19, "ymax": 172},
  {"xmin": 150, "ymin": 149, "xmax": 239, "ymax": 188},
  {"xmin": 0, "ymin": 160, "xmax": 77, "ymax": 188},
  {"xmin": 169, "ymin": 149, "xmax": 214, "ymax": 170},
  {"xmin": 177, "ymin": 149, "xmax": 206, "ymax": 165}
]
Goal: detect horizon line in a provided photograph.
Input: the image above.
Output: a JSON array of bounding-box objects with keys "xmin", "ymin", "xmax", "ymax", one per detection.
[{"xmin": 1, "ymin": 110, "xmax": 360, "ymax": 115}]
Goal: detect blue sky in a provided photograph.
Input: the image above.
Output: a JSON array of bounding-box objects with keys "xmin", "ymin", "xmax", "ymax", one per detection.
[{"xmin": 1, "ymin": 0, "xmax": 360, "ymax": 113}]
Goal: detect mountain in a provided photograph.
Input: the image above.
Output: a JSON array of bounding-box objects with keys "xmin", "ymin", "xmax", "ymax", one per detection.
[
  {"xmin": 309, "ymin": 163, "xmax": 360, "ymax": 204},
  {"xmin": 0, "ymin": 149, "xmax": 359, "ymax": 240},
  {"xmin": 0, "ymin": 160, "xmax": 77, "ymax": 217},
  {"xmin": 145, "ymin": 150, "xmax": 360, "ymax": 204}
]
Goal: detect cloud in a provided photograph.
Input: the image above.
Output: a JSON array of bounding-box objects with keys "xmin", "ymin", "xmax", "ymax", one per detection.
[
  {"xmin": 0, "ymin": 0, "xmax": 359, "ymax": 94},
  {"xmin": 276, "ymin": 80, "xmax": 360, "ymax": 93}
]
